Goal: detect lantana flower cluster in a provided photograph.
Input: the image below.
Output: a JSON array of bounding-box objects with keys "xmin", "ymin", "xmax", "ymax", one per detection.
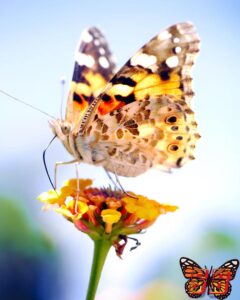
[{"xmin": 38, "ymin": 179, "xmax": 177, "ymax": 256}]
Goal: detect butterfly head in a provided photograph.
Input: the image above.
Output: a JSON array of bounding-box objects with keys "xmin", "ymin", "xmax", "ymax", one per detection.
[
  {"xmin": 49, "ymin": 119, "xmax": 72, "ymax": 139},
  {"xmin": 60, "ymin": 122, "xmax": 72, "ymax": 135}
]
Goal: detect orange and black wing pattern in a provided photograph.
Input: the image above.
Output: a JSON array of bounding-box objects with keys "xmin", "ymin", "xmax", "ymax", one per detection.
[
  {"xmin": 94, "ymin": 22, "xmax": 200, "ymax": 116},
  {"xmin": 180, "ymin": 257, "xmax": 208, "ymax": 298},
  {"xmin": 78, "ymin": 22, "xmax": 200, "ymax": 172},
  {"xmin": 66, "ymin": 27, "xmax": 116, "ymax": 131},
  {"xmin": 209, "ymin": 259, "xmax": 239, "ymax": 299}
]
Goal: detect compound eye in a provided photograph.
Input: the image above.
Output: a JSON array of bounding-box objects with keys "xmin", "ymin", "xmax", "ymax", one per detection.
[{"xmin": 62, "ymin": 124, "xmax": 70, "ymax": 134}]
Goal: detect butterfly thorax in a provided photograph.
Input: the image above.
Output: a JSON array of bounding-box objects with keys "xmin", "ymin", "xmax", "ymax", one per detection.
[{"xmin": 206, "ymin": 267, "xmax": 212, "ymax": 289}]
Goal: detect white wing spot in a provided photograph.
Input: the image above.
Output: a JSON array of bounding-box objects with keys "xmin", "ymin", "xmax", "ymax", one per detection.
[
  {"xmin": 173, "ymin": 37, "xmax": 180, "ymax": 43},
  {"xmin": 99, "ymin": 47, "xmax": 106, "ymax": 55},
  {"xmin": 181, "ymin": 258, "xmax": 186, "ymax": 263},
  {"xmin": 175, "ymin": 46, "xmax": 182, "ymax": 54},
  {"xmin": 166, "ymin": 55, "xmax": 179, "ymax": 68},
  {"xmin": 131, "ymin": 52, "xmax": 157, "ymax": 68},
  {"xmin": 75, "ymin": 53, "xmax": 95, "ymax": 67},
  {"xmin": 94, "ymin": 39, "xmax": 100, "ymax": 46},
  {"xmin": 158, "ymin": 30, "xmax": 172, "ymax": 40},
  {"xmin": 99, "ymin": 56, "xmax": 110, "ymax": 68},
  {"xmin": 81, "ymin": 30, "xmax": 93, "ymax": 43}
]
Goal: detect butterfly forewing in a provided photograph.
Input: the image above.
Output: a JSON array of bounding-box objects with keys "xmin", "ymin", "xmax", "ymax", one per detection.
[
  {"xmin": 79, "ymin": 22, "xmax": 200, "ymax": 176},
  {"xmin": 95, "ymin": 22, "xmax": 200, "ymax": 116},
  {"xmin": 66, "ymin": 27, "xmax": 116, "ymax": 132}
]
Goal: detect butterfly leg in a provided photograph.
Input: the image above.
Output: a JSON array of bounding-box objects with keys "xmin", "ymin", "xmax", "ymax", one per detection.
[
  {"xmin": 54, "ymin": 159, "xmax": 78, "ymax": 189},
  {"xmin": 108, "ymin": 163, "xmax": 137, "ymax": 199},
  {"xmin": 105, "ymin": 170, "xmax": 119, "ymax": 189},
  {"xmin": 74, "ymin": 162, "xmax": 81, "ymax": 212}
]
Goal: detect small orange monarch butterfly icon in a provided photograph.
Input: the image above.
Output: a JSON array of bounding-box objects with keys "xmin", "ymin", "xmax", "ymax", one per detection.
[{"xmin": 179, "ymin": 257, "xmax": 239, "ymax": 299}]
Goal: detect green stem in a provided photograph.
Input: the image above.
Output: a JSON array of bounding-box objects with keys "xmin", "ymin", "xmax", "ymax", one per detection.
[{"xmin": 86, "ymin": 239, "xmax": 111, "ymax": 300}]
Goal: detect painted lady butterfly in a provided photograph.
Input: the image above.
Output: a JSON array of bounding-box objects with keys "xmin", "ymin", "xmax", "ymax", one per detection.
[{"xmin": 50, "ymin": 22, "xmax": 200, "ymax": 177}]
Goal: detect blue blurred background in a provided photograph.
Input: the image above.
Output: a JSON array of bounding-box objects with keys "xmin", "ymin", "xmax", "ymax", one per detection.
[{"xmin": 1, "ymin": 0, "xmax": 240, "ymax": 299}]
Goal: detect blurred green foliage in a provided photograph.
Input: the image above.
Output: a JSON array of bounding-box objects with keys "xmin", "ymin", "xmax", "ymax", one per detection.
[
  {"xmin": 0, "ymin": 196, "xmax": 60, "ymax": 300},
  {"xmin": 199, "ymin": 230, "xmax": 238, "ymax": 251},
  {"xmin": 0, "ymin": 196, "xmax": 54, "ymax": 255}
]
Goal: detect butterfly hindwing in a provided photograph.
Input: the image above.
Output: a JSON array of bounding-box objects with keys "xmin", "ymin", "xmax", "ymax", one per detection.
[
  {"xmin": 180, "ymin": 257, "xmax": 208, "ymax": 298},
  {"xmin": 79, "ymin": 22, "xmax": 200, "ymax": 175},
  {"xmin": 66, "ymin": 27, "xmax": 116, "ymax": 132}
]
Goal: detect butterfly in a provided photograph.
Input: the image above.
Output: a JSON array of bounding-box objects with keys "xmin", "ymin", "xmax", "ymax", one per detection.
[
  {"xmin": 179, "ymin": 257, "xmax": 239, "ymax": 299},
  {"xmin": 50, "ymin": 22, "xmax": 200, "ymax": 178}
]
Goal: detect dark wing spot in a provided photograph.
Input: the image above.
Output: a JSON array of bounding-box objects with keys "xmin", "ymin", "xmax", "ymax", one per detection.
[
  {"xmin": 159, "ymin": 70, "xmax": 170, "ymax": 81},
  {"xmin": 115, "ymin": 112, "xmax": 123, "ymax": 123},
  {"xmin": 108, "ymin": 148, "xmax": 117, "ymax": 156},
  {"xmin": 96, "ymin": 119, "xmax": 103, "ymax": 130},
  {"xmin": 176, "ymin": 136, "xmax": 183, "ymax": 140},
  {"xmin": 102, "ymin": 94, "xmax": 111, "ymax": 102},
  {"xmin": 166, "ymin": 116, "xmax": 177, "ymax": 124},
  {"xmin": 116, "ymin": 129, "xmax": 124, "ymax": 139},
  {"xmin": 115, "ymin": 93, "xmax": 135, "ymax": 104},
  {"xmin": 128, "ymin": 128, "xmax": 139, "ymax": 135},
  {"xmin": 124, "ymin": 119, "xmax": 138, "ymax": 127},
  {"xmin": 111, "ymin": 76, "xmax": 136, "ymax": 87},
  {"xmin": 176, "ymin": 157, "xmax": 183, "ymax": 167},
  {"xmin": 73, "ymin": 92, "xmax": 83, "ymax": 104},
  {"xmin": 102, "ymin": 124, "xmax": 108, "ymax": 134},
  {"xmin": 144, "ymin": 109, "xmax": 150, "ymax": 119},
  {"xmin": 168, "ymin": 144, "xmax": 179, "ymax": 151},
  {"xmin": 102, "ymin": 135, "xmax": 109, "ymax": 140}
]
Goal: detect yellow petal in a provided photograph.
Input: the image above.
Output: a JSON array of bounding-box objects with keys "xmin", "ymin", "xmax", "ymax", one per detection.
[
  {"xmin": 101, "ymin": 209, "xmax": 121, "ymax": 225},
  {"xmin": 37, "ymin": 190, "xmax": 64, "ymax": 205},
  {"xmin": 123, "ymin": 195, "xmax": 177, "ymax": 221},
  {"xmin": 63, "ymin": 178, "xmax": 92, "ymax": 192},
  {"xmin": 55, "ymin": 200, "xmax": 89, "ymax": 221}
]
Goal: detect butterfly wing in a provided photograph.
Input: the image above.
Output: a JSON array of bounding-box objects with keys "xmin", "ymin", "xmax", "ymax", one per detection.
[
  {"xmin": 180, "ymin": 257, "xmax": 208, "ymax": 298},
  {"xmin": 66, "ymin": 27, "xmax": 116, "ymax": 132},
  {"xmin": 96, "ymin": 22, "xmax": 200, "ymax": 116},
  {"xmin": 79, "ymin": 22, "xmax": 200, "ymax": 175},
  {"xmin": 209, "ymin": 259, "xmax": 239, "ymax": 300}
]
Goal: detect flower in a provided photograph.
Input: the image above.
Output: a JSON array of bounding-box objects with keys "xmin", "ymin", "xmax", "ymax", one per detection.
[{"xmin": 38, "ymin": 179, "xmax": 178, "ymax": 257}]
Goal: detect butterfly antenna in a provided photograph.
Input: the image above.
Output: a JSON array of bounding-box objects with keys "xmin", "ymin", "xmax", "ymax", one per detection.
[
  {"xmin": 209, "ymin": 266, "xmax": 213, "ymax": 275},
  {"xmin": 43, "ymin": 135, "xmax": 57, "ymax": 190},
  {"xmin": 0, "ymin": 89, "xmax": 56, "ymax": 119},
  {"xmin": 59, "ymin": 76, "xmax": 67, "ymax": 120}
]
